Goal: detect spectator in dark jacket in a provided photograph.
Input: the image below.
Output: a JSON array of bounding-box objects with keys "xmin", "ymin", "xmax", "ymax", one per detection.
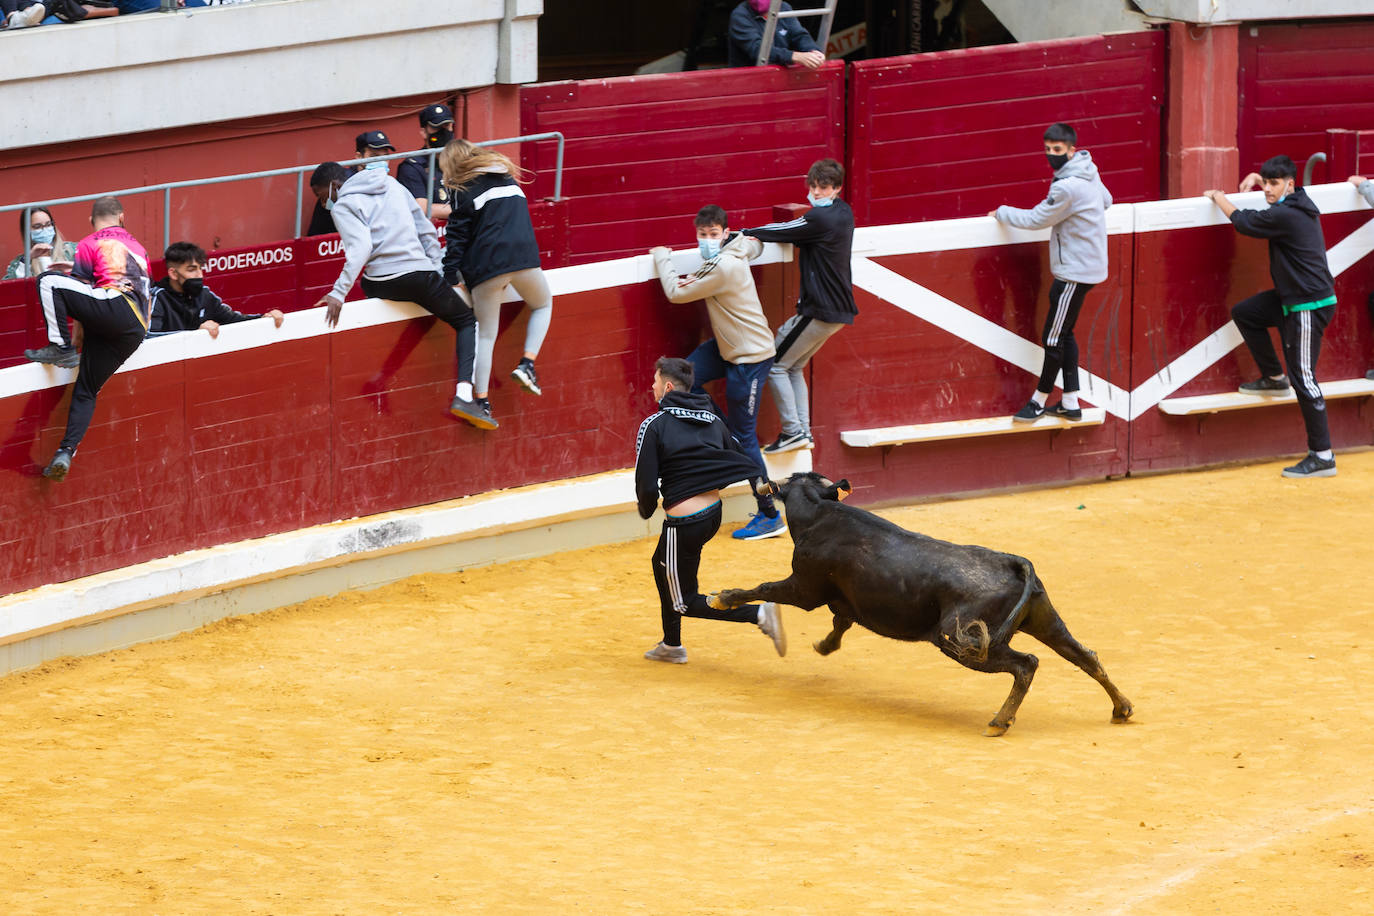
[
  {"xmin": 440, "ymin": 138, "xmax": 554, "ymax": 423},
  {"xmin": 1205, "ymin": 155, "xmax": 1339, "ymax": 478},
  {"xmin": 149, "ymin": 242, "xmax": 284, "ymax": 338},
  {"xmin": 727, "ymin": 0, "xmax": 824, "ymax": 69},
  {"xmin": 306, "ymin": 131, "xmax": 396, "ymax": 237}
]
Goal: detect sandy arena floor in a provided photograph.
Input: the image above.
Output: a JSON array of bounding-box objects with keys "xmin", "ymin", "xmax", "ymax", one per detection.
[{"xmin": 2, "ymin": 453, "xmax": 1373, "ymax": 914}]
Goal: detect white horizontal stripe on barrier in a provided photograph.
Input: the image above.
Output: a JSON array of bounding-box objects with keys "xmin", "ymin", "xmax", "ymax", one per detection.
[{"xmin": 851, "ymin": 205, "xmax": 1134, "ymax": 259}]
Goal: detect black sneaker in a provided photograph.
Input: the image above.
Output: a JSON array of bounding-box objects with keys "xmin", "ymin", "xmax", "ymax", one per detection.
[
  {"xmin": 1239, "ymin": 376, "xmax": 1290, "ymax": 395},
  {"xmin": 511, "ymin": 359, "xmax": 541, "ymax": 396},
  {"xmin": 1046, "ymin": 401, "xmax": 1083, "ymax": 421},
  {"xmin": 1012, "ymin": 400, "xmax": 1045, "ymax": 422},
  {"xmin": 450, "ymin": 395, "xmax": 499, "ymax": 430},
  {"xmin": 1281, "ymin": 453, "xmax": 1336, "ymax": 478},
  {"xmin": 42, "ymin": 448, "xmax": 73, "ymax": 482},
  {"xmin": 25, "ymin": 344, "xmax": 79, "ymax": 368},
  {"xmin": 763, "ymin": 430, "xmax": 811, "ymax": 453}
]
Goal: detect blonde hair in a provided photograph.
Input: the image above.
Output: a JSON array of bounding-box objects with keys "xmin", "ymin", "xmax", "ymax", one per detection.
[{"xmin": 439, "ymin": 139, "xmax": 531, "ymax": 193}]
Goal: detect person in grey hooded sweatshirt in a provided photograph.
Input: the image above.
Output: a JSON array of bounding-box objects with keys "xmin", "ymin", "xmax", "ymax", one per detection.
[
  {"xmin": 312, "ymin": 161, "xmax": 491, "ymax": 430},
  {"xmin": 992, "ymin": 122, "xmax": 1113, "ymax": 423}
]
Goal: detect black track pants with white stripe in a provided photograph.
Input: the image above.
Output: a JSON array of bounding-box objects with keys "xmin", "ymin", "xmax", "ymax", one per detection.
[
  {"xmin": 38, "ymin": 272, "xmax": 147, "ymax": 453},
  {"xmin": 1036, "ymin": 278, "xmax": 1095, "ymax": 394},
  {"xmin": 1231, "ymin": 291, "xmax": 1334, "ymax": 453},
  {"xmin": 651, "ymin": 502, "xmax": 760, "ymax": 647}
]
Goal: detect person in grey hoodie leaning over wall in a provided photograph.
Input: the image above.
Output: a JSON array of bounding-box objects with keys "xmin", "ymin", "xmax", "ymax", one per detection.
[
  {"xmin": 991, "ymin": 122, "xmax": 1113, "ymax": 423},
  {"xmin": 312, "ymin": 160, "xmax": 493, "ymax": 430}
]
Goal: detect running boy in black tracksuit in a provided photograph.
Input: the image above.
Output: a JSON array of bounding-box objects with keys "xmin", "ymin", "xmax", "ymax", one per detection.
[
  {"xmin": 1205, "ymin": 154, "xmax": 1338, "ymax": 478},
  {"xmin": 635, "ymin": 357, "xmax": 787, "ymax": 663},
  {"xmin": 743, "ymin": 158, "xmax": 857, "ymax": 456}
]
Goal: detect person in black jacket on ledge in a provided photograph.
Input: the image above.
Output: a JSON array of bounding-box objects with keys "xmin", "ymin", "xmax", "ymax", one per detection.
[
  {"xmin": 1205, "ymin": 154, "xmax": 1338, "ymax": 479},
  {"xmin": 148, "ymin": 242, "xmax": 284, "ymax": 338},
  {"xmin": 634, "ymin": 357, "xmax": 787, "ymax": 664}
]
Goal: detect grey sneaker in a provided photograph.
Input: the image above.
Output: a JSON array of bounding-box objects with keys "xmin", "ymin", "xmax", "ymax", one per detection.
[
  {"xmin": 450, "ymin": 395, "xmax": 498, "ymax": 429},
  {"xmin": 1239, "ymin": 376, "xmax": 1290, "ymax": 395},
  {"xmin": 42, "ymin": 447, "xmax": 72, "ymax": 482},
  {"xmin": 511, "ymin": 359, "xmax": 541, "ymax": 395},
  {"xmin": 758, "ymin": 602, "xmax": 786, "ymax": 657},
  {"xmin": 8, "ymin": 3, "xmax": 45, "ymax": 28},
  {"xmin": 1281, "ymin": 453, "xmax": 1336, "ymax": 478},
  {"xmin": 644, "ymin": 642, "xmax": 687, "ymax": 664},
  {"xmin": 24, "ymin": 343, "xmax": 78, "ymax": 368}
]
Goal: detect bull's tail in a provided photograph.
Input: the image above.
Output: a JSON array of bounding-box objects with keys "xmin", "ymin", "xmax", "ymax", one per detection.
[{"xmin": 990, "ymin": 556, "xmax": 1038, "ymax": 648}]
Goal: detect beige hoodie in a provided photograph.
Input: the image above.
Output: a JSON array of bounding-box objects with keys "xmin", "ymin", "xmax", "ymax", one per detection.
[{"xmin": 651, "ymin": 233, "xmax": 775, "ymax": 365}]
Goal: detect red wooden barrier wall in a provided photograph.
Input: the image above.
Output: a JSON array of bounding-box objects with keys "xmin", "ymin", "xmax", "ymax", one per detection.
[
  {"xmin": 846, "ymin": 32, "xmax": 1165, "ymax": 227},
  {"xmin": 1238, "ymin": 21, "xmax": 1374, "ymax": 181},
  {"xmin": 520, "ymin": 64, "xmax": 847, "ymax": 265}
]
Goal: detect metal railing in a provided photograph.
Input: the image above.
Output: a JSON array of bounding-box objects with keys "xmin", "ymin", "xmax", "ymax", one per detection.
[{"xmin": 2, "ymin": 131, "xmax": 565, "ymax": 277}]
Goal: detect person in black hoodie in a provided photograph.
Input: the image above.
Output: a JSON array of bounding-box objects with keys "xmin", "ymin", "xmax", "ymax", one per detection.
[
  {"xmin": 148, "ymin": 242, "xmax": 284, "ymax": 337},
  {"xmin": 634, "ymin": 357, "xmax": 787, "ymax": 664},
  {"xmin": 440, "ymin": 139, "xmax": 554, "ymax": 426},
  {"xmin": 1205, "ymin": 154, "xmax": 1338, "ymax": 478},
  {"xmin": 743, "ymin": 158, "xmax": 856, "ymax": 457}
]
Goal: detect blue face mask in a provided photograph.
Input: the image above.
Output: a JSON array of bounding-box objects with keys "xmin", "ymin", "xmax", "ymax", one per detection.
[
  {"xmin": 30, "ymin": 225, "xmax": 55, "ymax": 245},
  {"xmin": 323, "ymin": 192, "xmax": 336, "ymax": 212},
  {"xmin": 364, "ymin": 160, "xmax": 388, "ymax": 171},
  {"xmin": 807, "ymin": 192, "xmax": 835, "ymax": 208},
  {"xmin": 698, "ymin": 238, "xmax": 722, "ymax": 260}
]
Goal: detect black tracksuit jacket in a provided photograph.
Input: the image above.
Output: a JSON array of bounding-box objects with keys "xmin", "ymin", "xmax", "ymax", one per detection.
[
  {"xmin": 635, "ymin": 389, "xmax": 762, "ymax": 519},
  {"xmin": 441, "ymin": 171, "xmax": 541, "ymax": 289},
  {"xmin": 744, "ymin": 199, "xmax": 857, "ymax": 325},
  {"xmin": 1229, "ymin": 187, "xmax": 1335, "ymax": 307}
]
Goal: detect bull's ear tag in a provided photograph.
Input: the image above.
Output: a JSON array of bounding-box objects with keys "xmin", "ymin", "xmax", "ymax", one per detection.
[{"xmin": 836, "ymin": 480, "xmax": 851, "ymax": 501}]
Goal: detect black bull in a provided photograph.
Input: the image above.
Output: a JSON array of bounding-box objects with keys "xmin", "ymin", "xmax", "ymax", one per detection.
[{"xmin": 713, "ymin": 473, "xmax": 1133, "ymax": 736}]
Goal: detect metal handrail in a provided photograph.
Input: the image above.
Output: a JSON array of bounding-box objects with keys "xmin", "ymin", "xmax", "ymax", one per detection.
[
  {"xmin": 1303, "ymin": 152, "xmax": 1327, "ymax": 188},
  {"xmin": 3, "ymin": 131, "xmax": 565, "ymax": 277}
]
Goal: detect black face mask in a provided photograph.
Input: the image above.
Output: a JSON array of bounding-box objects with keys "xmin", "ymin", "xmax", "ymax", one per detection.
[
  {"xmin": 426, "ymin": 128, "xmax": 454, "ymax": 148},
  {"xmin": 1047, "ymin": 153, "xmax": 1070, "ymax": 172},
  {"xmin": 181, "ymin": 277, "xmax": 205, "ymax": 298}
]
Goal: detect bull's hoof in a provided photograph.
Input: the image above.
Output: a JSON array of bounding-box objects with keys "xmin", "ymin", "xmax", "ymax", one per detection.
[
  {"xmin": 705, "ymin": 593, "xmax": 726, "ymax": 611},
  {"xmin": 813, "ymin": 640, "xmax": 836, "ymax": 656},
  {"xmin": 1111, "ymin": 702, "xmax": 1134, "ymax": 724},
  {"xmin": 713, "ymin": 589, "xmax": 744, "ymax": 609},
  {"xmin": 983, "ymin": 718, "xmax": 1013, "ymax": 737}
]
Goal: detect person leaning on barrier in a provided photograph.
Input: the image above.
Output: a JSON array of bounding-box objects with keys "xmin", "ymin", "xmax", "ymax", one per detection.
[
  {"xmin": 148, "ymin": 241, "xmax": 284, "ymax": 338},
  {"xmin": 5, "ymin": 207, "xmax": 77, "ymax": 280},
  {"xmin": 1204, "ymin": 155, "xmax": 1338, "ymax": 479},
  {"xmin": 992, "ymin": 121, "xmax": 1113, "ymax": 424},
  {"xmin": 1349, "ymin": 173, "xmax": 1374, "ymax": 382},
  {"xmin": 25, "ymin": 196, "xmax": 151, "ymax": 482},
  {"xmin": 311, "ymin": 160, "xmax": 491, "ymax": 430},
  {"xmin": 727, "ymin": 0, "xmax": 825, "ymax": 69},
  {"xmin": 305, "ymin": 130, "xmax": 396, "ymax": 237},
  {"xmin": 397, "ymin": 104, "xmax": 454, "ymax": 221}
]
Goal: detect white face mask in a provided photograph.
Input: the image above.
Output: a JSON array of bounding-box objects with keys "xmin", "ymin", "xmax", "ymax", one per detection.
[
  {"xmin": 698, "ymin": 238, "xmax": 722, "ymax": 260},
  {"xmin": 364, "ymin": 160, "xmax": 388, "ymax": 171},
  {"xmin": 807, "ymin": 193, "xmax": 835, "ymax": 208}
]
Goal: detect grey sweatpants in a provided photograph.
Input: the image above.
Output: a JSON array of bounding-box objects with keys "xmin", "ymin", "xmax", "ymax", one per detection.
[
  {"xmin": 471, "ymin": 267, "xmax": 553, "ymax": 396},
  {"xmin": 769, "ymin": 312, "xmax": 844, "ymax": 437}
]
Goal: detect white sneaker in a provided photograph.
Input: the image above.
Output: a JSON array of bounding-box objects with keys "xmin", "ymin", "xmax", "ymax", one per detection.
[
  {"xmin": 644, "ymin": 642, "xmax": 687, "ymax": 664},
  {"xmin": 9, "ymin": 3, "xmax": 45, "ymax": 27},
  {"xmin": 758, "ymin": 602, "xmax": 786, "ymax": 657}
]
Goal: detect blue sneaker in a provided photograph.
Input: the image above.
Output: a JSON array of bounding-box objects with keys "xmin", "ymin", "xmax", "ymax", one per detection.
[{"xmin": 732, "ymin": 512, "xmax": 787, "ymax": 541}]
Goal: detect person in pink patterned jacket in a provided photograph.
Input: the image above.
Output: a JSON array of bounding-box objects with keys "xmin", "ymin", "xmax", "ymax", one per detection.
[{"xmin": 25, "ymin": 196, "xmax": 151, "ymax": 481}]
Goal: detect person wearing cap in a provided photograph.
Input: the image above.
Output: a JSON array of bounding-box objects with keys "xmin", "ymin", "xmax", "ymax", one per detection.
[
  {"xmin": 398, "ymin": 104, "xmax": 455, "ymax": 221},
  {"xmin": 306, "ymin": 129, "xmax": 396, "ymax": 237}
]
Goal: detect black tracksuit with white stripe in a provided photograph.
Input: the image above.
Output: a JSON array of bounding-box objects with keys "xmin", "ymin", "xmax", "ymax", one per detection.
[
  {"xmin": 743, "ymin": 199, "xmax": 857, "ymax": 325},
  {"xmin": 441, "ymin": 171, "xmax": 541, "ymax": 289},
  {"xmin": 1228, "ymin": 187, "xmax": 1338, "ymax": 453},
  {"xmin": 635, "ymin": 389, "xmax": 764, "ymax": 646}
]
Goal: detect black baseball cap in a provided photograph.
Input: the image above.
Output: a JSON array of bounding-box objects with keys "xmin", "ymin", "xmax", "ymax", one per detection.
[
  {"xmin": 355, "ymin": 130, "xmax": 395, "ymax": 152},
  {"xmin": 420, "ymin": 104, "xmax": 455, "ymax": 128}
]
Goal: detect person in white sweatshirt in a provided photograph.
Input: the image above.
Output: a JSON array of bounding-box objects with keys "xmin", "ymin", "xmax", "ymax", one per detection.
[
  {"xmin": 312, "ymin": 161, "xmax": 491, "ymax": 430},
  {"xmin": 992, "ymin": 122, "xmax": 1113, "ymax": 423}
]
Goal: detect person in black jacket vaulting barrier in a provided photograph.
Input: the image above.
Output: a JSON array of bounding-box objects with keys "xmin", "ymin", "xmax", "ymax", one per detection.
[{"xmin": 634, "ymin": 357, "xmax": 787, "ymax": 664}]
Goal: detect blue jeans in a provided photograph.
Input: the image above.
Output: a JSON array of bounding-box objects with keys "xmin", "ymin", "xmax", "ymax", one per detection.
[{"xmin": 687, "ymin": 339, "xmax": 776, "ymax": 515}]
